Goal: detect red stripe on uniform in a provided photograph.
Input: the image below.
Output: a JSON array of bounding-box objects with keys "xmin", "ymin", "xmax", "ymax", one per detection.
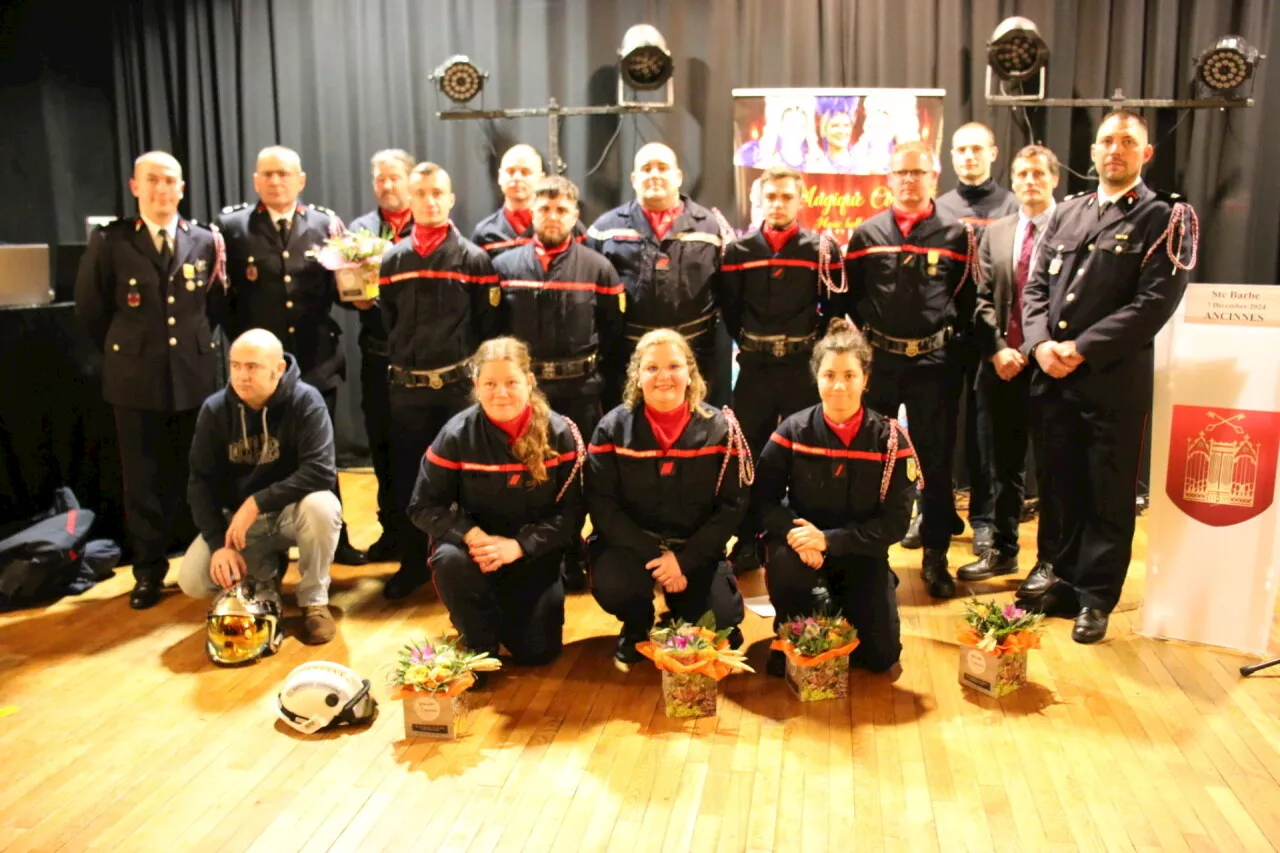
[
  {"xmin": 427, "ymin": 448, "xmax": 577, "ymax": 472},
  {"xmin": 720, "ymin": 258, "xmax": 820, "ymax": 273},
  {"xmin": 614, "ymin": 445, "xmax": 732, "ymax": 459},
  {"xmin": 66, "ymin": 509, "xmax": 77, "ymax": 535},
  {"xmin": 768, "ymin": 432, "xmax": 909, "ymax": 461},
  {"xmin": 843, "ymin": 244, "xmax": 966, "ymax": 263},
  {"xmin": 380, "ymin": 269, "xmax": 500, "ymax": 286},
  {"xmin": 500, "ymin": 279, "xmax": 606, "ymax": 293},
  {"xmin": 481, "ymin": 237, "xmax": 532, "ymax": 251}
]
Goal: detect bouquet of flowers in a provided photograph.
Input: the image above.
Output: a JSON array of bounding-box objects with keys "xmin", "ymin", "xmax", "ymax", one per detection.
[
  {"xmin": 637, "ymin": 614, "xmax": 752, "ymax": 718},
  {"xmin": 318, "ymin": 228, "xmax": 390, "ymax": 301},
  {"xmin": 389, "ymin": 635, "xmax": 502, "ymax": 698},
  {"xmin": 957, "ymin": 600, "xmax": 1044, "ymax": 697},
  {"xmin": 771, "ymin": 613, "xmax": 859, "ymax": 701}
]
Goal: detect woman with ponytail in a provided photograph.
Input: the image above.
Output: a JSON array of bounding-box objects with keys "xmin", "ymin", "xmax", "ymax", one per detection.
[
  {"xmin": 586, "ymin": 328, "xmax": 754, "ymax": 671},
  {"xmin": 408, "ymin": 337, "xmax": 585, "ymax": 679},
  {"xmin": 752, "ymin": 318, "xmax": 919, "ymax": 677}
]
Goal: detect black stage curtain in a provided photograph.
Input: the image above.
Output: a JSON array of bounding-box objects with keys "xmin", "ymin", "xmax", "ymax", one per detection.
[{"xmin": 107, "ymin": 0, "xmax": 1280, "ymax": 458}]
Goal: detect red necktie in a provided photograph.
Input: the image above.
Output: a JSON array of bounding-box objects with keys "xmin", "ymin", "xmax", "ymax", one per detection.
[{"xmin": 1007, "ymin": 220, "xmax": 1035, "ymax": 350}]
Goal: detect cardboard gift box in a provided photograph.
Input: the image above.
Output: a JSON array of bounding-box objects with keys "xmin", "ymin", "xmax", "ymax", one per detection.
[
  {"xmin": 785, "ymin": 654, "xmax": 850, "ymax": 701},
  {"xmin": 661, "ymin": 670, "xmax": 717, "ymax": 718},
  {"xmin": 958, "ymin": 648, "xmax": 1029, "ymax": 698},
  {"xmin": 335, "ymin": 264, "xmax": 380, "ymax": 302},
  {"xmin": 401, "ymin": 691, "xmax": 469, "ymax": 739}
]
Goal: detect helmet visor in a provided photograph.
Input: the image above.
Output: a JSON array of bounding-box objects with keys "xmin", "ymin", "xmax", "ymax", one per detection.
[{"xmin": 207, "ymin": 613, "xmax": 274, "ymax": 664}]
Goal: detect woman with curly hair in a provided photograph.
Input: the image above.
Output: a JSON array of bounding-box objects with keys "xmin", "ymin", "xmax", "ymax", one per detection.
[
  {"xmin": 408, "ymin": 337, "xmax": 585, "ymax": 679},
  {"xmin": 586, "ymin": 328, "xmax": 754, "ymax": 670}
]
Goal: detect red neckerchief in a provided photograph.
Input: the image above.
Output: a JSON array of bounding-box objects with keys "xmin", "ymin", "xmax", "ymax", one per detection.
[
  {"xmin": 823, "ymin": 408, "xmax": 864, "ymax": 447},
  {"xmin": 893, "ymin": 201, "xmax": 934, "ymax": 237},
  {"xmin": 488, "ymin": 404, "xmax": 532, "ymax": 446},
  {"xmin": 644, "ymin": 403, "xmax": 691, "ymax": 451},
  {"xmin": 534, "ymin": 237, "xmax": 572, "ymax": 272},
  {"xmin": 642, "ymin": 202, "xmax": 684, "ymax": 241},
  {"xmin": 762, "ymin": 221, "xmax": 799, "ymax": 254},
  {"xmin": 412, "ymin": 222, "xmax": 450, "ymax": 258},
  {"xmin": 503, "ymin": 206, "xmax": 533, "ymax": 236},
  {"xmin": 381, "ymin": 208, "xmax": 413, "ymax": 241}
]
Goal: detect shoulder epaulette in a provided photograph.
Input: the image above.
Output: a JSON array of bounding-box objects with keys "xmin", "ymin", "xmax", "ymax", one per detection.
[
  {"xmin": 308, "ymin": 204, "xmax": 339, "ymax": 218},
  {"xmin": 99, "ymin": 217, "xmax": 129, "ymax": 231},
  {"xmin": 1064, "ymin": 191, "xmax": 1087, "ymax": 201},
  {"xmin": 221, "ymin": 202, "xmax": 250, "ymax": 214},
  {"xmin": 1152, "ymin": 189, "xmax": 1186, "ymax": 203}
]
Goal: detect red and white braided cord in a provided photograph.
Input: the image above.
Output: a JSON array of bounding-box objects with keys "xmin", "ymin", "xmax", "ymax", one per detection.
[
  {"xmin": 879, "ymin": 419, "xmax": 923, "ymax": 502},
  {"xmin": 555, "ymin": 419, "xmax": 587, "ymax": 503},
  {"xmin": 952, "ymin": 223, "xmax": 982, "ymax": 297},
  {"xmin": 212, "ymin": 230, "xmax": 228, "ymax": 292},
  {"xmin": 818, "ymin": 232, "xmax": 848, "ymax": 294},
  {"xmin": 712, "ymin": 207, "xmax": 736, "ymax": 260},
  {"xmin": 716, "ymin": 407, "xmax": 756, "ymax": 494},
  {"xmin": 1142, "ymin": 201, "xmax": 1199, "ymax": 271}
]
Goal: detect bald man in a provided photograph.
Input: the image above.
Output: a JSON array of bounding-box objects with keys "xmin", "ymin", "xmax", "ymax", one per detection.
[
  {"xmin": 472, "ymin": 143, "xmax": 586, "ymax": 259},
  {"xmin": 217, "ymin": 145, "xmax": 366, "ymax": 565},
  {"xmin": 75, "ymin": 150, "xmax": 227, "ymax": 609},
  {"xmin": 180, "ymin": 329, "xmax": 342, "ymax": 644},
  {"xmin": 586, "ymin": 142, "xmax": 732, "ymax": 406}
]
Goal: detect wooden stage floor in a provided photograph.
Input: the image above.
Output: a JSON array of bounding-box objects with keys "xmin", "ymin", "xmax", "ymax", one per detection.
[{"xmin": 2, "ymin": 471, "xmax": 1279, "ymax": 852}]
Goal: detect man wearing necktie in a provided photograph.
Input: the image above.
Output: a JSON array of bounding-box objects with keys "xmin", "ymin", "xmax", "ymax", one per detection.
[
  {"xmin": 959, "ymin": 145, "xmax": 1061, "ymax": 589},
  {"xmin": 75, "ymin": 151, "xmax": 227, "ymax": 608},
  {"xmin": 217, "ymin": 145, "xmax": 366, "ymax": 565},
  {"xmin": 1018, "ymin": 110, "xmax": 1195, "ymax": 643}
]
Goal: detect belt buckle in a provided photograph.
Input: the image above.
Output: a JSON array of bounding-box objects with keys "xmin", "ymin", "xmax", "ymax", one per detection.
[
  {"xmin": 904, "ymin": 339, "xmax": 920, "ymax": 358},
  {"xmin": 429, "ymin": 373, "xmax": 444, "ymax": 390},
  {"xmin": 539, "ymin": 362, "xmax": 557, "ymax": 380},
  {"xmin": 771, "ymin": 340, "xmax": 787, "ymax": 358}
]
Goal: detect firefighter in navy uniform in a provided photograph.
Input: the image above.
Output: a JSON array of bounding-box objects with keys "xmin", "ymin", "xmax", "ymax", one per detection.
[
  {"xmin": 932, "ymin": 122, "xmax": 1019, "ymax": 555},
  {"xmin": 719, "ymin": 164, "xmax": 846, "ymax": 573},
  {"xmin": 492, "ymin": 176, "xmax": 622, "ymax": 592},
  {"xmin": 753, "ymin": 319, "xmax": 917, "ymax": 676},
  {"xmin": 585, "ymin": 143, "xmax": 733, "ymax": 408},
  {"xmin": 75, "ymin": 150, "xmax": 227, "ymax": 609},
  {"xmin": 346, "ymin": 148, "xmax": 416, "ymax": 562},
  {"xmin": 472, "ymin": 143, "xmax": 585, "ymax": 260},
  {"xmin": 377, "ymin": 161, "xmax": 500, "ymax": 600},
  {"xmin": 587, "ymin": 329, "xmax": 751, "ymax": 671},
  {"xmin": 217, "ymin": 145, "xmax": 366, "ymax": 565},
  {"xmin": 408, "ymin": 337, "xmax": 585, "ymax": 678},
  {"xmin": 844, "ymin": 140, "xmax": 980, "ymax": 599},
  {"xmin": 1019, "ymin": 110, "xmax": 1195, "ymax": 644}
]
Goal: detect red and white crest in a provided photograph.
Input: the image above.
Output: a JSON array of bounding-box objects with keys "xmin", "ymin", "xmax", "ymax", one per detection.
[{"xmin": 1165, "ymin": 404, "xmax": 1279, "ymax": 527}]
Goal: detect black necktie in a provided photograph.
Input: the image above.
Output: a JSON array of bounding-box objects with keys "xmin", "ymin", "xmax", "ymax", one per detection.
[
  {"xmin": 158, "ymin": 231, "xmax": 172, "ymax": 269},
  {"xmin": 1098, "ymin": 199, "xmax": 1112, "ymax": 219},
  {"xmin": 277, "ymin": 218, "xmax": 291, "ymax": 246}
]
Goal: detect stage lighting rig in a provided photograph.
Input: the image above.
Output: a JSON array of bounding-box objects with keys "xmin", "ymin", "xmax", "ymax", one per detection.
[
  {"xmin": 1195, "ymin": 36, "xmax": 1260, "ymax": 94},
  {"xmin": 432, "ymin": 55, "xmax": 486, "ymax": 105}
]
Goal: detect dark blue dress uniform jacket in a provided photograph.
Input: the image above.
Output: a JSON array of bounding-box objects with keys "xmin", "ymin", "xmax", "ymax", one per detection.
[
  {"xmin": 345, "ymin": 208, "xmax": 414, "ymax": 344},
  {"xmin": 471, "ymin": 207, "xmax": 587, "ymax": 259}
]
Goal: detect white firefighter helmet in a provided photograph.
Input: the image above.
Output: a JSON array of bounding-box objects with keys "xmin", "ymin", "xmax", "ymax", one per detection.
[
  {"xmin": 206, "ymin": 581, "xmax": 283, "ymax": 665},
  {"xmin": 276, "ymin": 661, "xmax": 378, "ymax": 734}
]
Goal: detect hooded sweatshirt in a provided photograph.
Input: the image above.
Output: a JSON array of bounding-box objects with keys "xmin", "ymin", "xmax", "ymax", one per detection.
[{"xmin": 188, "ymin": 353, "xmax": 337, "ymax": 550}]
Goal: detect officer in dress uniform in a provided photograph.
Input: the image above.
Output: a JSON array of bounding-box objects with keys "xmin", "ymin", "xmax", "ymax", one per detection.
[
  {"xmin": 932, "ymin": 122, "xmax": 1020, "ymax": 556},
  {"xmin": 75, "ymin": 150, "xmax": 227, "ymax": 609},
  {"xmin": 585, "ymin": 143, "xmax": 734, "ymax": 408},
  {"xmin": 374, "ymin": 161, "xmax": 500, "ymax": 600},
  {"xmin": 1019, "ymin": 110, "xmax": 1194, "ymax": 644},
  {"xmin": 958, "ymin": 144, "xmax": 1062, "ymax": 588},
  {"xmin": 844, "ymin": 140, "xmax": 981, "ymax": 599},
  {"xmin": 471, "ymin": 144, "xmax": 586, "ymax": 260},
  {"xmin": 345, "ymin": 148, "xmax": 416, "ymax": 562},
  {"xmin": 718, "ymin": 164, "xmax": 847, "ymax": 574},
  {"xmin": 217, "ymin": 145, "xmax": 366, "ymax": 565}
]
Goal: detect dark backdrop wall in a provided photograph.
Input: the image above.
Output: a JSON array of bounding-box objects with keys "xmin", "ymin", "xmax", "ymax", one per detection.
[{"xmin": 5, "ymin": 0, "xmax": 1278, "ymax": 466}]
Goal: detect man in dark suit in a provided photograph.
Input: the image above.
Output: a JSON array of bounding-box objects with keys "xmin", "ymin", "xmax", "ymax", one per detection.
[
  {"xmin": 75, "ymin": 150, "xmax": 226, "ymax": 608},
  {"xmin": 218, "ymin": 145, "xmax": 365, "ymax": 565},
  {"xmin": 958, "ymin": 144, "xmax": 1061, "ymax": 588},
  {"xmin": 1020, "ymin": 110, "xmax": 1194, "ymax": 643}
]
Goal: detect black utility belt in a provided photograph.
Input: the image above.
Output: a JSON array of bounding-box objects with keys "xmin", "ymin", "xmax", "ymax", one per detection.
[
  {"xmin": 362, "ymin": 338, "xmax": 390, "ymax": 358},
  {"xmin": 388, "ymin": 360, "xmax": 470, "ymax": 389},
  {"xmin": 532, "ymin": 353, "xmax": 597, "ymax": 381},
  {"xmin": 625, "ymin": 312, "xmax": 716, "ymax": 343},
  {"xmin": 865, "ymin": 325, "xmax": 953, "ymax": 358},
  {"xmin": 643, "ymin": 528, "xmax": 688, "ymax": 550},
  {"xmin": 739, "ymin": 330, "xmax": 818, "ymax": 358}
]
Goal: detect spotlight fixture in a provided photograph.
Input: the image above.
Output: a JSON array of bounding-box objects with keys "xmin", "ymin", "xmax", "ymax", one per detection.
[
  {"xmin": 619, "ymin": 24, "xmax": 673, "ymax": 91},
  {"xmin": 987, "ymin": 16, "xmax": 1049, "ymax": 82},
  {"xmin": 1195, "ymin": 36, "xmax": 1260, "ymax": 92},
  {"xmin": 432, "ymin": 55, "xmax": 486, "ymax": 104}
]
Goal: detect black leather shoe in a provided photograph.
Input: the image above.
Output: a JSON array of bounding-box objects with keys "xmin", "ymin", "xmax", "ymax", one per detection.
[
  {"xmin": 971, "ymin": 527, "xmax": 995, "ymax": 556},
  {"xmin": 726, "ymin": 627, "xmax": 744, "ymax": 650},
  {"xmin": 729, "ymin": 540, "xmax": 760, "ymax": 574},
  {"xmin": 901, "ymin": 513, "xmax": 923, "ymax": 549},
  {"xmin": 1072, "ymin": 607, "xmax": 1109, "ymax": 644},
  {"xmin": 766, "ymin": 649, "xmax": 787, "ymax": 678},
  {"xmin": 333, "ymin": 526, "xmax": 367, "ymax": 565},
  {"xmin": 957, "ymin": 550, "xmax": 1019, "ymax": 582},
  {"xmin": 382, "ymin": 568, "xmax": 428, "ymax": 600},
  {"xmin": 365, "ymin": 529, "xmax": 400, "ymax": 562},
  {"xmin": 562, "ymin": 558, "xmax": 588, "ymax": 593},
  {"xmin": 1017, "ymin": 561, "xmax": 1057, "ymax": 599},
  {"xmin": 921, "ymin": 548, "xmax": 956, "ymax": 599},
  {"xmin": 614, "ymin": 627, "xmax": 647, "ymax": 671},
  {"xmin": 129, "ymin": 579, "xmax": 162, "ymax": 610}
]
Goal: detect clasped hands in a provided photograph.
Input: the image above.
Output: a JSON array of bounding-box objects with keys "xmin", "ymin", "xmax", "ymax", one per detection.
[
  {"xmin": 464, "ymin": 527, "xmax": 524, "ymax": 573},
  {"xmin": 1035, "ymin": 340, "xmax": 1085, "ymax": 379},
  {"xmin": 788, "ymin": 519, "xmax": 826, "ymax": 569}
]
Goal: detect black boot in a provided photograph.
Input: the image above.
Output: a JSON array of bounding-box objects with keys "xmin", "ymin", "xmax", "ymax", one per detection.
[
  {"xmin": 1016, "ymin": 561, "xmax": 1057, "ymax": 599},
  {"xmin": 333, "ymin": 524, "xmax": 367, "ymax": 565},
  {"xmin": 957, "ymin": 550, "xmax": 1019, "ymax": 582},
  {"xmin": 382, "ymin": 566, "xmax": 429, "ymax": 600},
  {"xmin": 921, "ymin": 548, "xmax": 955, "ymax": 599},
  {"xmin": 729, "ymin": 539, "xmax": 760, "ymax": 575},
  {"xmin": 614, "ymin": 622, "xmax": 649, "ymax": 671},
  {"xmin": 365, "ymin": 520, "xmax": 400, "ymax": 562}
]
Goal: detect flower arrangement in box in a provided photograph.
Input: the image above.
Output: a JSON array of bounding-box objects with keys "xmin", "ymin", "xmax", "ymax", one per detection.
[
  {"xmin": 771, "ymin": 613, "xmax": 859, "ymax": 701},
  {"xmin": 637, "ymin": 614, "xmax": 752, "ymax": 718},
  {"xmin": 318, "ymin": 228, "xmax": 390, "ymax": 301},
  {"xmin": 956, "ymin": 600, "xmax": 1044, "ymax": 697},
  {"xmin": 390, "ymin": 635, "xmax": 501, "ymax": 698}
]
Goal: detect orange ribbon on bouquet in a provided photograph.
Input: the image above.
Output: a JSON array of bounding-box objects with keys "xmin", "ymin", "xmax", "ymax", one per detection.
[
  {"xmin": 769, "ymin": 636, "xmax": 859, "ymax": 667},
  {"xmin": 956, "ymin": 627, "xmax": 1041, "ymax": 657},
  {"xmin": 636, "ymin": 627, "xmax": 739, "ymax": 681},
  {"xmin": 393, "ymin": 671, "xmax": 475, "ymax": 700}
]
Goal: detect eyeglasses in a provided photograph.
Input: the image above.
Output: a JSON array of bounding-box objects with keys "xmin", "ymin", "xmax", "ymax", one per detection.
[{"xmin": 890, "ymin": 169, "xmax": 931, "ymax": 180}]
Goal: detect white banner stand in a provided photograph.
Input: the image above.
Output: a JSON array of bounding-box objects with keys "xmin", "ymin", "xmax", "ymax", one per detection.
[{"xmin": 1142, "ymin": 283, "xmax": 1280, "ymax": 655}]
